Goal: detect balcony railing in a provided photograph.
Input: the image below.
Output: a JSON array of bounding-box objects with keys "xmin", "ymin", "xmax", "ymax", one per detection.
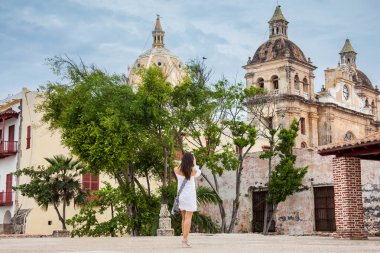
[
  {"xmin": 0, "ymin": 141, "xmax": 18, "ymax": 158},
  {"xmin": 0, "ymin": 191, "xmax": 13, "ymax": 206}
]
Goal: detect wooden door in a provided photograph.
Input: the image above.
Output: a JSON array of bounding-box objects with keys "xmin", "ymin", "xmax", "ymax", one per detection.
[
  {"xmin": 314, "ymin": 186, "xmax": 336, "ymax": 231},
  {"xmin": 8, "ymin": 125, "xmax": 15, "ymax": 152},
  {"xmin": 252, "ymin": 191, "xmax": 275, "ymax": 232}
]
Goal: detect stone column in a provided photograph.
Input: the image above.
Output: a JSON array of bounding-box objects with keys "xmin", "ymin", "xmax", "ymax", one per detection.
[
  {"xmin": 332, "ymin": 156, "xmax": 367, "ymax": 239},
  {"xmin": 156, "ymin": 204, "xmax": 174, "ymax": 236},
  {"xmin": 308, "ymin": 112, "xmax": 319, "ymax": 147}
]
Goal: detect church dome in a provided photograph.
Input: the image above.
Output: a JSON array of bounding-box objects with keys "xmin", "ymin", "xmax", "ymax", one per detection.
[
  {"xmin": 339, "ymin": 39, "xmax": 373, "ymax": 89},
  {"xmin": 250, "ymin": 37, "xmax": 307, "ymax": 65},
  {"xmin": 353, "ymin": 69, "xmax": 373, "ymax": 88},
  {"xmin": 247, "ymin": 6, "xmax": 309, "ymax": 66},
  {"xmin": 128, "ymin": 15, "xmax": 185, "ymax": 87}
]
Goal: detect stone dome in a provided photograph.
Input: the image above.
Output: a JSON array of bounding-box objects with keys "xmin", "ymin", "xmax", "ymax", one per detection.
[
  {"xmin": 250, "ymin": 37, "xmax": 308, "ymax": 65},
  {"xmin": 353, "ymin": 69, "xmax": 373, "ymax": 88},
  {"xmin": 127, "ymin": 16, "xmax": 185, "ymax": 88},
  {"xmin": 128, "ymin": 47, "xmax": 184, "ymax": 87}
]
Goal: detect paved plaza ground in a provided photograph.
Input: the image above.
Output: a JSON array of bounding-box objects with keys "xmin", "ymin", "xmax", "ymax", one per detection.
[{"xmin": 0, "ymin": 234, "xmax": 379, "ymax": 253}]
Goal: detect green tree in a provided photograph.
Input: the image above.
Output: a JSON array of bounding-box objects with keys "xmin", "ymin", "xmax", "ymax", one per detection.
[
  {"xmin": 247, "ymin": 91, "xmax": 282, "ymax": 234},
  {"xmin": 263, "ymin": 119, "xmax": 308, "ymax": 234},
  {"xmin": 67, "ymin": 182, "xmax": 160, "ymax": 237},
  {"xmin": 131, "ymin": 66, "xmax": 175, "ymax": 203},
  {"xmin": 14, "ymin": 155, "xmax": 87, "ymax": 230},
  {"xmin": 37, "ymin": 56, "xmax": 162, "ymax": 235},
  {"xmin": 178, "ymin": 62, "xmax": 261, "ymax": 233},
  {"xmin": 37, "ymin": 56, "xmax": 218, "ymax": 236}
]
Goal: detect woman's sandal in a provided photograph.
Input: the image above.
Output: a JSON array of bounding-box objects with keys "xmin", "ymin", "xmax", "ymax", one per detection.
[{"xmin": 182, "ymin": 240, "xmax": 192, "ymax": 248}]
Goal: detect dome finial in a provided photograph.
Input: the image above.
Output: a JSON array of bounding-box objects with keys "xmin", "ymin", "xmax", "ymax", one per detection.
[
  {"xmin": 340, "ymin": 38, "xmax": 356, "ymax": 54},
  {"xmin": 152, "ymin": 15, "xmax": 165, "ymax": 48},
  {"xmin": 269, "ymin": 5, "xmax": 287, "ymax": 23}
]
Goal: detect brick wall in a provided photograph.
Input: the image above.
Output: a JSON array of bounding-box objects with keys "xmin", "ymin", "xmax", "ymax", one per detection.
[{"xmin": 332, "ymin": 156, "xmax": 367, "ymax": 239}]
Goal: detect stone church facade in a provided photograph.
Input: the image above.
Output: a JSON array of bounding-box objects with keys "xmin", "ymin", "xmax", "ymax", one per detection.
[{"xmin": 201, "ymin": 6, "xmax": 380, "ymax": 236}]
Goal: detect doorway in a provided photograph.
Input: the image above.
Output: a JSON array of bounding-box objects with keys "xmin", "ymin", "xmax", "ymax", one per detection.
[
  {"xmin": 314, "ymin": 186, "xmax": 336, "ymax": 231},
  {"xmin": 252, "ymin": 191, "xmax": 275, "ymax": 232}
]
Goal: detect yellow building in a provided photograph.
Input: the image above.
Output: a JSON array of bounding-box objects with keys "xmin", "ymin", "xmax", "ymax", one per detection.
[{"xmin": 7, "ymin": 89, "xmax": 114, "ymax": 235}]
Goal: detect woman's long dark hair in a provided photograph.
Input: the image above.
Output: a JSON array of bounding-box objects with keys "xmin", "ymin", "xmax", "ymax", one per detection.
[{"xmin": 180, "ymin": 152, "xmax": 194, "ymax": 180}]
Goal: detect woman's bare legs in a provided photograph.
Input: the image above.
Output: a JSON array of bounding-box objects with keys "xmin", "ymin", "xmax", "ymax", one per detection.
[
  {"xmin": 183, "ymin": 211, "xmax": 193, "ymax": 242},
  {"xmin": 181, "ymin": 210, "xmax": 186, "ymax": 235}
]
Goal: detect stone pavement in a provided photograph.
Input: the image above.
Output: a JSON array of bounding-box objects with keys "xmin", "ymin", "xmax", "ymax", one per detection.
[{"xmin": 0, "ymin": 234, "xmax": 379, "ymax": 253}]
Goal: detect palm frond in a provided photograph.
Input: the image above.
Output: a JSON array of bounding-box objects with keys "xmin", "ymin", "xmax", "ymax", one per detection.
[
  {"xmin": 196, "ymin": 186, "xmax": 219, "ymax": 206},
  {"xmin": 191, "ymin": 212, "xmax": 219, "ymax": 233}
]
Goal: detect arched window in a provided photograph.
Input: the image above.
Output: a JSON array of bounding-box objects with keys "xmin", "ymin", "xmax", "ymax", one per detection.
[
  {"xmin": 294, "ymin": 75, "xmax": 300, "ymax": 90},
  {"xmin": 371, "ymin": 100, "xmax": 376, "ymax": 108},
  {"xmin": 344, "ymin": 131, "xmax": 355, "ymax": 141},
  {"xmin": 301, "ymin": 142, "xmax": 307, "ymax": 148},
  {"xmin": 303, "ymin": 77, "xmax": 308, "ymax": 93},
  {"xmin": 257, "ymin": 78, "xmax": 264, "ymax": 88},
  {"xmin": 271, "ymin": 75, "xmax": 279, "ymax": 90},
  {"xmin": 365, "ymin": 98, "xmax": 369, "ymax": 107}
]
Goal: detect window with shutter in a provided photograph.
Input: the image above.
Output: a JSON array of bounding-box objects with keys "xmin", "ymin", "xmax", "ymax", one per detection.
[
  {"xmin": 300, "ymin": 117, "xmax": 306, "ymax": 135},
  {"xmin": 6, "ymin": 174, "xmax": 13, "ymax": 205},
  {"xmin": 26, "ymin": 126, "xmax": 31, "ymax": 149},
  {"xmin": 82, "ymin": 173, "xmax": 99, "ymax": 200}
]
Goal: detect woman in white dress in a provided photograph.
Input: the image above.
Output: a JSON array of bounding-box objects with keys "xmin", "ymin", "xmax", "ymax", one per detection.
[{"xmin": 174, "ymin": 152, "xmax": 201, "ymax": 247}]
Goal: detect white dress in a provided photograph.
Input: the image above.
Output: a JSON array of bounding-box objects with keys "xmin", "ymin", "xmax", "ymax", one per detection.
[{"xmin": 175, "ymin": 166, "xmax": 201, "ymax": 212}]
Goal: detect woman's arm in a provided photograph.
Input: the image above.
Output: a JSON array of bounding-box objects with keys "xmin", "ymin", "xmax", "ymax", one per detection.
[{"xmin": 193, "ymin": 165, "xmax": 201, "ymax": 178}]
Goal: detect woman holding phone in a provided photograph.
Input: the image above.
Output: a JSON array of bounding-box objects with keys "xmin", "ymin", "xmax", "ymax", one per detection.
[{"xmin": 174, "ymin": 152, "xmax": 201, "ymax": 247}]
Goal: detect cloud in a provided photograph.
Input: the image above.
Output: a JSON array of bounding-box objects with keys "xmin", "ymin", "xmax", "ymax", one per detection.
[{"xmin": 14, "ymin": 7, "xmax": 64, "ymax": 30}]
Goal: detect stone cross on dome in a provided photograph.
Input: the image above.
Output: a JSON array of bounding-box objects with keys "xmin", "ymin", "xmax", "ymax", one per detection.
[{"xmin": 152, "ymin": 14, "xmax": 165, "ymax": 48}]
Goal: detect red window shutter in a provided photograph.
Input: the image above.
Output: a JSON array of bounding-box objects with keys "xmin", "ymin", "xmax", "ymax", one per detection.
[
  {"xmin": 26, "ymin": 126, "xmax": 31, "ymax": 149},
  {"xmin": 82, "ymin": 173, "xmax": 99, "ymax": 191},
  {"xmin": 82, "ymin": 173, "xmax": 91, "ymax": 191},
  {"xmin": 91, "ymin": 175, "xmax": 99, "ymax": 191},
  {"xmin": 6, "ymin": 174, "xmax": 13, "ymax": 204}
]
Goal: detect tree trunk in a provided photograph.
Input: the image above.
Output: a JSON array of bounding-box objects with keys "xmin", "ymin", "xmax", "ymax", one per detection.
[
  {"xmin": 124, "ymin": 165, "xmax": 139, "ymax": 236},
  {"xmin": 53, "ymin": 202, "xmax": 66, "ymax": 230},
  {"xmin": 202, "ymin": 173, "xmax": 226, "ymax": 233},
  {"xmin": 218, "ymin": 200, "xmax": 227, "ymax": 233},
  {"xmin": 212, "ymin": 173, "xmax": 227, "ymax": 233},
  {"xmin": 62, "ymin": 201, "xmax": 66, "ymax": 230},
  {"xmin": 227, "ymin": 159, "xmax": 243, "ymax": 233},
  {"xmin": 145, "ymin": 170, "xmax": 151, "ymax": 197},
  {"xmin": 265, "ymin": 204, "xmax": 277, "ymax": 234},
  {"xmin": 263, "ymin": 139, "xmax": 274, "ymax": 235}
]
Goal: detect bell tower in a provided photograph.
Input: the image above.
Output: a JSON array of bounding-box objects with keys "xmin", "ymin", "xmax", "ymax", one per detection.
[
  {"xmin": 152, "ymin": 15, "xmax": 165, "ymax": 48},
  {"xmin": 340, "ymin": 39, "xmax": 356, "ymax": 67}
]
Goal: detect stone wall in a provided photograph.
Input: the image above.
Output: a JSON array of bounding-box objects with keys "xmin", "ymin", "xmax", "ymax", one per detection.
[{"xmin": 198, "ymin": 149, "xmax": 380, "ymax": 235}]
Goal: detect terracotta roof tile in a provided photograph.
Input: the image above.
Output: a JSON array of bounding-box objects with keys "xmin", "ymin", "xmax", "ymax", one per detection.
[{"xmin": 318, "ymin": 131, "xmax": 380, "ymax": 152}]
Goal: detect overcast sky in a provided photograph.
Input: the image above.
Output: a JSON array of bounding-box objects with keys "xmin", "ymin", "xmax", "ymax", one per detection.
[{"xmin": 1, "ymin": 0, "xmax": 380, "ymax": 99}]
